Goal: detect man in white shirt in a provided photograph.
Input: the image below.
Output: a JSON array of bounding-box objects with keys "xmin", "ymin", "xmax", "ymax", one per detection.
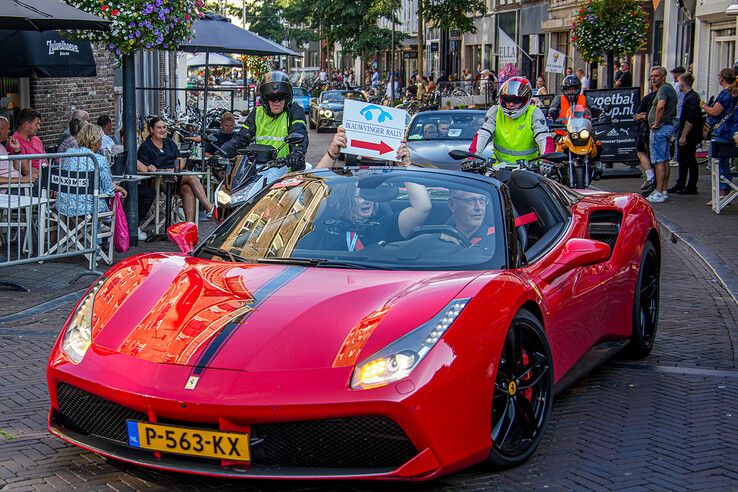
[{"xmin": 576, "ymin": 69, "xmax": 590, "ymax": 91}]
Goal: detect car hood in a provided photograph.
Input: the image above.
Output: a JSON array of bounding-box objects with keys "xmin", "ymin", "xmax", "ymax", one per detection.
[
  {"xmin": 408, "ymin": 140, "xmax": 494, "ymax": 170},
  {"xmin": 90, "ymin": 254, "xmax": 484, "ymax": 372}
]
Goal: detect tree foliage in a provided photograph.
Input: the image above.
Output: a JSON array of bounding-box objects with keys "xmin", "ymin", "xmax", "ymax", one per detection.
[
  {"xmin": 571, "ymin": 0, "xmax": 649, "ymax": 63},
  {"xmin": 422, "ymin": 0, "xmax": 486, "ymax": 34}
]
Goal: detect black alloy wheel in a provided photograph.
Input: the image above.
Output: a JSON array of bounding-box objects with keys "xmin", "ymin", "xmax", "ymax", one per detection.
[
  {"xmin": 625, "ymin": 240, "xmax": 660, "ymax": 358},
  {"xmin": 488, "ymin": 309, "xmax": 554, "ymax": 469}
]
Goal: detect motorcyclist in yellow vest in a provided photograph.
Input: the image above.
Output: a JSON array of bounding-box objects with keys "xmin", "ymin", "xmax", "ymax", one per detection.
[
  {"xmin": 220, "ymin": 71, "xmax": 309, "ymax": 170},
  {"xmin": 469, "ymin": 77, "xmax": 551, "ymax": 166},
  {"xmin": 548, "ymin": 75, "xmax": 603, "ymax": 124}
]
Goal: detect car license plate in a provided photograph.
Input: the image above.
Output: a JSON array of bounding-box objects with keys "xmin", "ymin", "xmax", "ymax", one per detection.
[{"xmin": 127, "ymin": 421, "xmax": 250, "ymax": 460}]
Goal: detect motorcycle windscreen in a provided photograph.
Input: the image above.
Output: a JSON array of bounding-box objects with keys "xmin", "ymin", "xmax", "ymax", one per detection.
[{"xmin": 565, "ymin": 105, "xmax": 594, "ymax": 134}]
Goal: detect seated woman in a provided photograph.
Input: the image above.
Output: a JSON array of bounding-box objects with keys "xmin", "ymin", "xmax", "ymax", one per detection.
[
  {"xmin": 137, "ymin": 116, "xmax": 215, "ymax": 222},
  {"xmin": 308, "ymin": 126, "xmax": 430, "ymax": 251},
  {"xmin": 56, "ymin": 124, "xmax": 127, "ymax": 217},
  {"xmin": 57, "ymin": 118, "xmax": 84, "ymax": 154}
]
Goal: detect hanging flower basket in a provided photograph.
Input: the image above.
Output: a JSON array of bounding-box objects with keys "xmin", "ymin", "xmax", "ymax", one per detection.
[
  {"xmin": 571, "ymin": 0, "xmax": 649, "ymax": 63},
  {"xmin": 63, "ymin": 0, "xmax": 204, "ymax": 58},
  {"xmin": 242, "ymin": 55, "xmax": 272, "ymax": 81}
]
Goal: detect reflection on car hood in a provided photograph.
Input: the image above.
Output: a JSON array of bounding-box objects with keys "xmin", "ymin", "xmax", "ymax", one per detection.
[
  {"xmin": 408, "ymin": 140, "xmax": 494, "ymax": 170},
  {"xmin": 89, "ymin": 253, "xmax": 486, "ymax": 372}
]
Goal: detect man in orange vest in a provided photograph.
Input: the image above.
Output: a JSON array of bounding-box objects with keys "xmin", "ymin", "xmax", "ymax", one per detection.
[{"xmin": 547, "ymin": 75, "xmax": 603, "ymax": 123}]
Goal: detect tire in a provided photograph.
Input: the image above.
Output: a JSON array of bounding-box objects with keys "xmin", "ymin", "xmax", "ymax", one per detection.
[
  {"xmin": 487, "ymin": 309, "xmax": 554, "ymax": 469},
  {"xmin": 309, "ymin": 116, "xmax": 316, "ymax": 129},
  {"xmin": 574, "ymin": 163, "xmax": 586, "ymax": 189},
  {"xmin": 624, "ymin": 241, "xmax": 660, "ymax": 358}
]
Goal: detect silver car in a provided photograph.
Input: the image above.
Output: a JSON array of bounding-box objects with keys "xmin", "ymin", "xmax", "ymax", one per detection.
[{"xmin": 406, "ymin": 110, "xmax": 493, "ymax": 170}]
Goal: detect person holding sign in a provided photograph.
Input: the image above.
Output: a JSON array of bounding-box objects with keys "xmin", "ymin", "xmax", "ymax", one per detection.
[
  {"xmin": 468, "ymin": 77, "xmax": 553, "ymax": 165},
  {"xmin": 308, "ymin": 126, "xmax": 431, "ymax": 252}
]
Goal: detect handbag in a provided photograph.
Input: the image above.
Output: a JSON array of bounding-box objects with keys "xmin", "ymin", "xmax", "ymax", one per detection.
[
  {"xmin": 112, "ymin": 192, "xmax": 129, "ymax": 253},
  {"xmin": 705, "ymin": 98, "xmax": 738, "ymax": 140}
]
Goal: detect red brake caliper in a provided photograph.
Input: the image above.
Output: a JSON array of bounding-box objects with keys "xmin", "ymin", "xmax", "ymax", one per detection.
[{"xmin": 521, "ymin": 351, "xmax": 533, "ymax": 401}]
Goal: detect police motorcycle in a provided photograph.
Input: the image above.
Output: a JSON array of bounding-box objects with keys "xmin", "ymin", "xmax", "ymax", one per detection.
[
  {"xmin": 211, "ymin": 133, "xmax": 306, "ymax": 221},
  {"xmin": 546, "ymin": 106, "xmax": 611, "ymax": 189},
  {"xmin": 448, "ymin": 149, "xmax": 567, "ymax": 180}
]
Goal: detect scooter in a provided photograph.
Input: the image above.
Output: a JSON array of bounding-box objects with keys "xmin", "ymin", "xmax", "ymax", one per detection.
[
  {"xmin": 547, "ymin": 106, "xmax": 610, "ymax": 189},
  {"xmin": 212, "ymin": 133, "xmax": 306, "ymax": 221}
]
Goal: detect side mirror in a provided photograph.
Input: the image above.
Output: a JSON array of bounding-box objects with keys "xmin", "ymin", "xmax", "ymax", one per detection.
[
  {"xmin": 167, "ymin": 222, "xmax": 198, "ymax": 254},
  {"xmin": 537, "ymin": 152, "xmax": 567, "ymax": 163},
  {"xmin": 449, "ymin": 149, "xmax": 482, "ymax": 160},
  {"xmin": 284, "ymin": 133, "xmax": 306, "ymax": 145},
  {"xmin": 541, "ymin": 238, "xmax": 610, "ymax": 282}
]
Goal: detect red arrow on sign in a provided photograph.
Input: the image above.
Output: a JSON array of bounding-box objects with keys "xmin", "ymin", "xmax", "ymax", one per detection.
[{"xmin": 351, "ymin": 139, "xmax": 394, "ymax": 155}]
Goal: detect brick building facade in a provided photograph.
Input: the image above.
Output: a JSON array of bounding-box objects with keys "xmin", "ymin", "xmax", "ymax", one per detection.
[{"xmin": 30, "ymin": 44, "xmax": 116, "ymax": 146}]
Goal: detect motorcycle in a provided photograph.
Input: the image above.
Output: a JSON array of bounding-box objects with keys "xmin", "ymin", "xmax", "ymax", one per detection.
[
  {"xmin": 212, "ymin": 133, "xmax": 306, "ymax": 221},
  {"xmin": 448, "ymin": 149, "xmax": 568, "ymax": 181},
  {"xmin": 547, "ymin": 106, "xmax": 610, "ymax": 189}
]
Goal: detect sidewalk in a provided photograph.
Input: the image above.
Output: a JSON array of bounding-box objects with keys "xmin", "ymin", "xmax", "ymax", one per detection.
[
  {"xmin": 0, "ymin": 222, "xmax": 216, "ymax": 319},
  {"xmin": 598, "ymin": 163, "xmax": 738, "ymax": 303}
]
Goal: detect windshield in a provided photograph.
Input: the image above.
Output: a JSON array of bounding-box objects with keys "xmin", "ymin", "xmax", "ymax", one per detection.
[
  {"xmin": 321, "ymin": 91, "xmax": 365, "ymax": 103},
  {"xmin": 407, "ymin": 112, "xmax": 486, "ymax": 141},
  {"xmin": 198, "ymin": 169, "xmax": 506, "ymax": 271},
  {"xmin": 565, "ymin": 105, "xmax": 593, "ymax": 133}
]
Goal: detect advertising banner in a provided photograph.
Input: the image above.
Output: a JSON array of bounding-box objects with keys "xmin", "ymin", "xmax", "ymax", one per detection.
[{"xmin": 585, "ymin": 87, "xmax": 641, "ymax": 163}]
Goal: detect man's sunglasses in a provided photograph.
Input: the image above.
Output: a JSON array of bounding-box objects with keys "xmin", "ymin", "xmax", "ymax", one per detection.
[{"xmin": 265, "ymin": 94, "xmax": 287, "ymax": 102}]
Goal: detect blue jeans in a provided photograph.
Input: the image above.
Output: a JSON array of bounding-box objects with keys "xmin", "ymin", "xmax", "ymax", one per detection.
[
  {"xmin": 650, "ymin": 124, "xmax": 674, "ymax": 163},
  {"xmin": 712, "ymin": 137, "xmax": 735, "ymax": 191}
]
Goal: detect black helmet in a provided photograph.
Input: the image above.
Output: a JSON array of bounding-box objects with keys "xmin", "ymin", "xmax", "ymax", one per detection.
[
  {"xmin": 259, "ymin": 71, "xmax": 293, "ymax": 116},
  {"xmin": 562, "ymin": 75, "xmax": 582, "ymax": 98}
]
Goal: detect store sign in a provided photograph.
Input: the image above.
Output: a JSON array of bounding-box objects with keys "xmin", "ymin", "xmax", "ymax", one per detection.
[
  {"xmin": 403, "ymin": 51, "xmax": 417, "ymax": 60},
  {"xmin": 585, "ymin": 87, "xmax": 641, "ymax": 163},
  {"xmin": 498, "ymin": 28, "xmax": 517, "ymax": 65},
  {"xmin": 545, "ymin": 48, "xmax": 565, "ymax": 74},
  {"xmin": 46, "ymin": 39, "xmax": 80, "ymax": 57}
]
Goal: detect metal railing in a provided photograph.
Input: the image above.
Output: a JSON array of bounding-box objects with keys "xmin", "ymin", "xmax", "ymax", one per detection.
[{"xmin": 0, "ymin": 151, "xmax": 103, "ymax": 273}]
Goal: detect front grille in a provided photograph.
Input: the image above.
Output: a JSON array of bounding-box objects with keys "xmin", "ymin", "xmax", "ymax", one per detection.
[
  {"xmin": 56, "ymin": 384, "xmax": 417, "ymax": 469},
  {"xmin": 57, "ymin": 383, "xmax": 145, "ymax": 444},
  {"xmin": 252, "ymin": 417, "xmax": 416, "ymax": 468}
]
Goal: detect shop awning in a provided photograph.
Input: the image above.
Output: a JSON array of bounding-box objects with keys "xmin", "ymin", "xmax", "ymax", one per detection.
[{"xmin": 0, "ymin": 30, "xmax": 96, "ymax": 77}]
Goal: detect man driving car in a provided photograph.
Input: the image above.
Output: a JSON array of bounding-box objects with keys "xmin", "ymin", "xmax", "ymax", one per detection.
[{"xmin": 447, "ymin": 190, "xmax": 495, "ymax": 246}]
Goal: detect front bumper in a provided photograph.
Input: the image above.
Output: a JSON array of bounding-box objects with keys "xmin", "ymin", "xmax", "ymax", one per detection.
[{"xmin": 47, "ymin": 346, "xmax": 492, "ymax": 480}]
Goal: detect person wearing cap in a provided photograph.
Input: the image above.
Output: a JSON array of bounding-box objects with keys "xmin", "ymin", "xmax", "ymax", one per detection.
[{"xmin": 219, "ymin": 71, "xmax": 309, "ymax": 171}]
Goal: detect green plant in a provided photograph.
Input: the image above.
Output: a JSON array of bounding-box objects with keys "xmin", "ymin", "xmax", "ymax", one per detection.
[
  {"xmin": 571, "ymin": 0, "xmax": 649, "ymax": 63},
  {"xmin": 64, "ymin": 0, "xmax": 204, "ymax": 58}
]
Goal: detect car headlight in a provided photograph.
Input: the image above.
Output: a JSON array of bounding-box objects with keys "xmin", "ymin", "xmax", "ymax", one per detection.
[
  {"xmin": 61, "ymin": 276, "xmax": 107, "ymax": 364},
  {"xmin": 350, "ymin": 298, "xmax": 469, "ymax": 390},
  {"xmin": 321, "ymin": 109, "xmax": 333, "ymax": 118},
  {"xmin": 579, "ymin": 129, "xmax": 590, "ymax": 139}
]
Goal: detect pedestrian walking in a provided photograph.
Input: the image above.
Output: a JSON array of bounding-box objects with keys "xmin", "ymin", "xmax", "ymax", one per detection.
[
  {"xmin": 669, "ymin": 73, "xmax": 703, "ymax": 195},
  {"xmin": 645, "ymin": 66, "xmax": 678, "ymax": 203}
]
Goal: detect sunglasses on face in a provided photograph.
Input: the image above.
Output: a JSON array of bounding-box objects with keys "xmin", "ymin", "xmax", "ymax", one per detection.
[{"xmin": 265, "ymin": 94, "xmax": 287, "ymax": 102}]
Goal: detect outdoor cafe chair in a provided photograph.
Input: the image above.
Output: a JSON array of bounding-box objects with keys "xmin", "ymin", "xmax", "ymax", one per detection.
[{"xmin": 38, "ymin": 163, "xmax": 117, "ymax": 268}]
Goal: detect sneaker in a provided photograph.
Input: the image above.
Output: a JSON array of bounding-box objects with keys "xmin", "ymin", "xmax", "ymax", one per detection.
[
  {"xmin": 646, "ymin": 191, "xmax": 667, "ymax": 203},
  {"xmin": 669, "ymin": 159, "xmax": 678, "ymax": 167},
  {"xmin": 137, "ymin": 228, "xmax": 148, "ymax": 241},
  {"xmin": 640, "ymin": 178, "xmax": 656, "ymax": 191}
]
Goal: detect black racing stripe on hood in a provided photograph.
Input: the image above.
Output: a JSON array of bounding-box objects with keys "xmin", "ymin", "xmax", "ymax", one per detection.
[{"xmin": 190, "ymin": 266, "xmax": 306, "ymax": 377}]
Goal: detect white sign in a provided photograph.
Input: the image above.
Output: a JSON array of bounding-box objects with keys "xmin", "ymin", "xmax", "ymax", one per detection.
[
  {"xmin": 545, "ymin": 48, "xmax": 566, "ymax": 74},
  {"xmin": 498, "ymin": 28, "xmax": 517, "ymax": 65},
  {"xmin": 342, "ymin": 99, "xmax": 408, "ymax": 159}
]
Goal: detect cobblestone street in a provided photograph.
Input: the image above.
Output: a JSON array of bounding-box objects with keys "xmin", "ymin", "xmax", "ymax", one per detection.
[{"xmin": 1, "ymin": 231, "xmax": 737, "ymax": 491}]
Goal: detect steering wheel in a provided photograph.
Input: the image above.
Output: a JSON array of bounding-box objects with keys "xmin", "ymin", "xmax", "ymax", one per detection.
[{"xmin": 408, "ymin": 225, "xmax": 472, "ymax": 248}]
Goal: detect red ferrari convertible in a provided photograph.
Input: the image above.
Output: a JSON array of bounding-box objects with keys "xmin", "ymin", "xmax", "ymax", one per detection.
[{"xmin": 47, "ymin": 166, "xmax": 660, "ymax": 480}]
